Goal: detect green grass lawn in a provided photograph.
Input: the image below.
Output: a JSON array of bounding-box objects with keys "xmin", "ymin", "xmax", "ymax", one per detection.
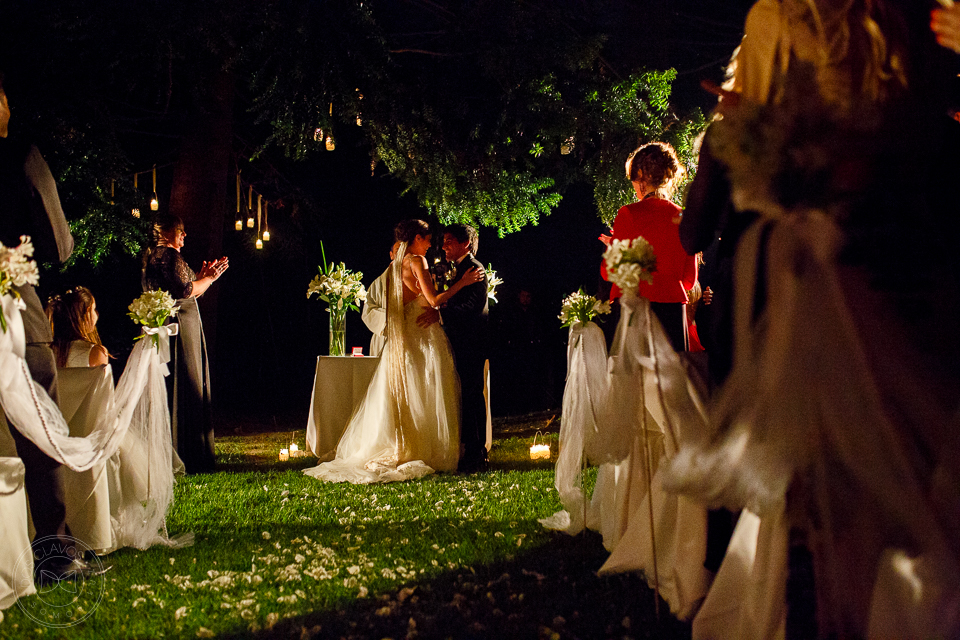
[{"xmin": 0, "ymin": 422, "xmax": 691, "ymax": 639}]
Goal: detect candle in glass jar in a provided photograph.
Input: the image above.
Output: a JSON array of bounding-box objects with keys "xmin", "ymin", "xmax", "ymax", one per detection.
[{"xmin": 279, "ymin": 448, "xmax": 289, "ymax": 462}]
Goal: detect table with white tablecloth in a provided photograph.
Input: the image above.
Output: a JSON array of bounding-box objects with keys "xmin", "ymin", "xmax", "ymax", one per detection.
[
  {"xmin": 306, "ymin": 356, "xmax": 380, "ymax": 461},
  {"xmin": 305, "ymin": 355, "xmax": 493, "ymax": 462}
]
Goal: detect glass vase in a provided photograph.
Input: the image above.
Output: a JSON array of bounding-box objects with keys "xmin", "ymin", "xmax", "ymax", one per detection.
[{"xmin": 328, "ymin": 310, "xmax": 347, "ymax": 357}]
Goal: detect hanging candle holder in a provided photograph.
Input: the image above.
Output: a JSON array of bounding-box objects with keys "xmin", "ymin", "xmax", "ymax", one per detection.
[
  {"xmin": 262, "ymin": 201, "xmax": 270, "ymax": 241},
  {"xmin": 150, "ymin": 166, "xmax": 159, "ymax": 211},
  {"xmin": 246, "ymin": 186, "xmax": 255, "ymax": 228}
]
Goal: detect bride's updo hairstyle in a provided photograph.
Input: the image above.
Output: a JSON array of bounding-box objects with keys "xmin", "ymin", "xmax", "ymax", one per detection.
[
  {"xmin": 394, "ymin": 219, "xmax": 430, "ymax": 245},
  {"xmin": 151, "ymin": 214, "xmax": 185, "ymax": 247},
  {"xmin": 625, "ymin": 142, "xmax": 683, "ymax": 199}
]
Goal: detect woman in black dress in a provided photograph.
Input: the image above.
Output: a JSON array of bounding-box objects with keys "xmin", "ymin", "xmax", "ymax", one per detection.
[{"xmin": 142, "ymin": 214, "xmax": 228, "ymax": 473}]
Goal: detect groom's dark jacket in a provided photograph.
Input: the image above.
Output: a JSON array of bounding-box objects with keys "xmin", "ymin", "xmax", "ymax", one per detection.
[{"xmin": 442, "ymin": 253, "xmax": 488, "ymax": 355}]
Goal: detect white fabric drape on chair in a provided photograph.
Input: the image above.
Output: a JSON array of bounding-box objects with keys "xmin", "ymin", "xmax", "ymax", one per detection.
[
  {"xmin": 0, "ymin": 450, "xmax": 35, "ymax": 610},
  {"xmin": 57, "ymin": 365, "xmax": 118, "ymax": 554}
]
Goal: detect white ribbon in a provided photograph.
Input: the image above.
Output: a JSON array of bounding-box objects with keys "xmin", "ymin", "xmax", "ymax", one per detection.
[{"xmin": 142, "ymin": 324, "xmax": 179, "ymax": 369}]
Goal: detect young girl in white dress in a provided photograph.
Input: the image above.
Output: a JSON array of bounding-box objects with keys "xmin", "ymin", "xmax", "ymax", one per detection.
[
  {"xmin": 305, "ymin": 219, "xmax": 483, "ymax": 484},
  {"xmin": 47, "ymin": 286, "xmax": 110, "ymax": 370}
]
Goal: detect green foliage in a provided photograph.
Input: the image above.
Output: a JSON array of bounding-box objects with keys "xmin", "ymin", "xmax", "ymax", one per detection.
[
  {"xmin": 251, "ymin": 2, "xmax": 707, "ymax": 235},
  {"xmin": 585, "ymin": 69, "xmax": 709, "ymax": 226}
]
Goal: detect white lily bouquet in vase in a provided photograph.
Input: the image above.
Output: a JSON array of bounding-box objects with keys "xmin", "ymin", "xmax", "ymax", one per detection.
[
  {"xmin": 307, "ymin": 248, "xmax": 366, "ymax": 357},
  {"xmin": 128, "ymin": 290, "xmax": 180, "ymax": 354},
  {"xmin": 0, "ymin": 235, "xmax": 40, "ymax": 334},
  {"xmin": 603, "ymin": 236, "xmax": 657, "ymax": 300}
]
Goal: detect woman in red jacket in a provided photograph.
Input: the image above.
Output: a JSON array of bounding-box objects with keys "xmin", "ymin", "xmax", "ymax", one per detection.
[{"xmin": 601, "ymin": 142, "xmax": 697, "ymax": 351}]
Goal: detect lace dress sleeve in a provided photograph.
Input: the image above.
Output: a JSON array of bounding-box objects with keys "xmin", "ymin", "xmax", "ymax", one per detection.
[{"xmin": 144, "ymin": 247, "xmax": 195, "ymax": 298}]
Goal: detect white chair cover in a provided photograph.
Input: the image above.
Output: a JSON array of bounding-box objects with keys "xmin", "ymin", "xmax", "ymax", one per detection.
[
  {"xmin": 0, "ymin": 448, "xmax": 35, "ymax": 610},
  {"xmin": 57, "ymin": 365, "xmax": 117, "ymax": 554}
]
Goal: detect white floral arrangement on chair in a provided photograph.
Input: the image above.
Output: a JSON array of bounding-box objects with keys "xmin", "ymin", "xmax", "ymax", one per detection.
[
  {"xmin": 603, "ymin": 236, "xmax": 657, "ymax": 294},
  {"xmin": 128, "ymin": 290, "xmax": 179, "ymax": 349},
  {"xmin": 485, "ymin": 263, "xmax": 503, "ymax": 304},
  {"xmin": 559, "ymin": 288, "xmax": 611, "ymax": 327},
  {"xmin": 0, "ymin": 235, "xmax": 40, "ymax": 333},
  {"xmin": 306, "ymin": 262, "xmax": 367, "ymax": 312}
]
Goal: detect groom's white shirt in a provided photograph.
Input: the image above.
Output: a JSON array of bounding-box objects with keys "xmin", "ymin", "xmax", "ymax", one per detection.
[{"xmin": 362, "ymin": 265, "xmax": 391, "ymax": 356}]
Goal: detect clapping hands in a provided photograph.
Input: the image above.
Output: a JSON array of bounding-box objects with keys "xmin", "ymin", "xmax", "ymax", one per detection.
[{"xmin": 200, "ymin": 257, "xmax": 230, "ymax": 281}]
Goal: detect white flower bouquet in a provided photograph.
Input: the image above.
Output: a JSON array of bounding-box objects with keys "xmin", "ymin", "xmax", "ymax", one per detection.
[
  {"xmin": 0, "ymin": 235, "xmax": 40, "ymax": 332},
  {"xmin": 603, "ymin": 236, "xmax": 657, "ymax": 294},
  {"xmin": 485, "ymin": 263, "xmax": 503, "ymax": 303},
  {"xmin": 129, "ymin": 290, "xmax": 179, "ymax": 349},
  {"xmin": 306, "ymin": 262, "xmax": 367, "ymax": 313},
  {"xmin": 559, "ymin": 288, "xmax": 611, "ymax": 327},
  {"xmin": 308, "ymin": 245, "xmax": 367, "ymax": 356}
]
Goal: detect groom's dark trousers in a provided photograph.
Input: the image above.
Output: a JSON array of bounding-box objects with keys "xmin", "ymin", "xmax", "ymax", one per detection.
[{"xmin": 442, "ymin": 254, "xmax": 489, "ymax": 469}]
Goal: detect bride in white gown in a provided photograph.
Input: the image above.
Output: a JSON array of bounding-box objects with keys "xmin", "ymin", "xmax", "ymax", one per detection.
[{"xmin": 304, "ymin": 219, "xmax": 483, "ymax": 484}]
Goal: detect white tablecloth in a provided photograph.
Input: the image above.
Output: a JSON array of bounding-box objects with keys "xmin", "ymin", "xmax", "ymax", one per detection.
[{"xmin": 306, "ymin": 356, "xmax": 380, "ymax": 461}]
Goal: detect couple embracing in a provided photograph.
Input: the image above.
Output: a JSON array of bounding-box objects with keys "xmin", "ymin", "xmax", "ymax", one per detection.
[{"xmin": 304, "ymin": 219, "xmax": 488, "ymax": 484}]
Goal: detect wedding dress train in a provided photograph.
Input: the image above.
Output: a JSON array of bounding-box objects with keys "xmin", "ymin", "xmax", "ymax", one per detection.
[{"xmin": 305, "ymin": 247, "xmax": 460, "ymax": 485}]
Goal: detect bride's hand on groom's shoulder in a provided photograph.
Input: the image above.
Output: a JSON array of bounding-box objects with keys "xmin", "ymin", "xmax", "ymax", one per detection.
[
  {"xmin": 461, "ymin": 266, "xmax": 484, "ymax": 284},
  {"xmin": 417, "ymin": 307, "xmax": 440, "ymax": 328}
]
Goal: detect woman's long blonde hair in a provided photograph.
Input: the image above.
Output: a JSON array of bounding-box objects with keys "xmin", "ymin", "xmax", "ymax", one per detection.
[{"xmin": 46, "ymin": 286, "xmax": 109, "ymax": 368}]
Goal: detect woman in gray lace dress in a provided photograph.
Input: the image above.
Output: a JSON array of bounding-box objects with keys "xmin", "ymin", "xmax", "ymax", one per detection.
[{"xmin": 142, "ymin": 214, "xmax": 228, "ymax": 473}]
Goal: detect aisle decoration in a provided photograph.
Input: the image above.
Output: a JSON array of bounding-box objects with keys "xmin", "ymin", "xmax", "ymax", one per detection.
[
  {"xmin": 559, "ymin": 289, "xmax": 611, "ymax": 329},
  {"xmin": 0, "ymin": 236, "xmax": 39, "ymax": 333},
  {"xmin": 307, "ymin": 245, "xmax": 366, "ymax": 357},
  {"xmin": 128, "ymin": 290, "xmax": 179, "ymax": 355},
  {"xmin": 603, "ymin": 237, "xmax": 656, "ymax": 294},
  {"xmin": 539, "ymin": 289, "xmax": 610, "ymax": 535}
]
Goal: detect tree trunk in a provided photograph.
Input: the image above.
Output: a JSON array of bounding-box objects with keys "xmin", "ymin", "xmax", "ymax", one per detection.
[{"xmin": 167, "ymin": 58, "xmax": 235, "ymax": 375}]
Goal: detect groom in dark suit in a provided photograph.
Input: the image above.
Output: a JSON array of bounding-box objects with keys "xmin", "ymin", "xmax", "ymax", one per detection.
[{"xmin": 440, "ymin": 224, "xmax": 489, "ymax": 472}]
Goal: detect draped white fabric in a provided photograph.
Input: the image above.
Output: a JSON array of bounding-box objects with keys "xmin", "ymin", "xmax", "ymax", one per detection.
[
  {"xmin": 0, "ymin": 295, "xmax": 149, "ymax": 471},
  {"xmin": 0, "ymin": 295, "xmax": 190, "ymax": 551},
  {"xmin": 0, "ymin": 454, "xmax": 34, "ymax": 610},
  {"xmin": 663, "ymin": 212, "xmax": 960, "ymax": 634},
  {"xmin": 538, "ymin": 321, "xmax": 608, "ymax": 535},
  {"xmin": 542, "ymin": 292, "xmax": 711, "ymax": 619},
  {"xmin": 691, "ymin": 507, "xmax": 788, "ymax": 640},
  {"xmin": 109, "ymin": 344, "xmax": 191, "ymax": 550}
]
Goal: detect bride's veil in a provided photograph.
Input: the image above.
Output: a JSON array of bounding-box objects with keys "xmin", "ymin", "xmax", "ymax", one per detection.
[{"xmin": 385, "ymin": 241, "xmax": 413, "ymax": 462}]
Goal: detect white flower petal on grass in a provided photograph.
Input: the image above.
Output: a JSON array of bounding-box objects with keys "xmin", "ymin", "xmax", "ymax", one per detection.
[
  {"xmin": 175, "ymin": 606, "xmax": 188, "ymax": 620},
  {"xmin": 196, "ymin": 627, "xmax": 215, "ymax": 638},
  {"xmin": 262, "ymin": 532, "xmax": 271, "ymax": 540}
]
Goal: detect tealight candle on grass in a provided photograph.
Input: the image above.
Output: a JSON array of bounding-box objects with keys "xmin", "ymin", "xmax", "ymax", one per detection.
[
  {"xmin": 529, "ymin": 431, "xmax": 550, "ymax": 460},
  {"xmin": 279, "ymin": 448, "xmax": 289, "ymax": 462}
]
